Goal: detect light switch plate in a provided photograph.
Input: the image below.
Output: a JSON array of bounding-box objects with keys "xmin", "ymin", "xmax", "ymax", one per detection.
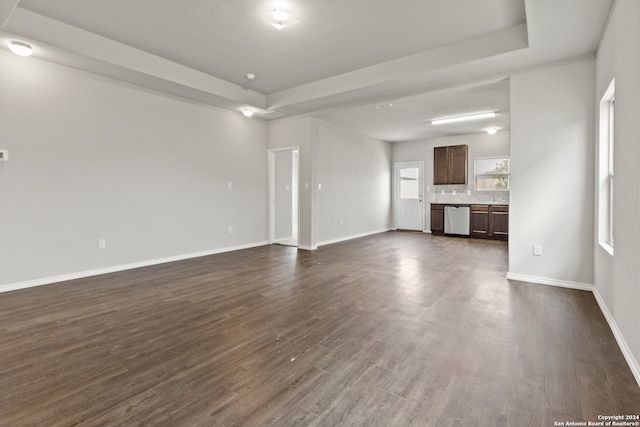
[
  {"xmin": 533, "ymin": 244, "xmax": 543, "ymax": 256},
  {"xmin": 0, "ymin": 150, "xmax": 8, "ymax": 161}
]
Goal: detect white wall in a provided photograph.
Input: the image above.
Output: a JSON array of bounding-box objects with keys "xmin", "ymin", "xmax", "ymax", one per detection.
[
  {"xmin": 0, "ymin": 51, "xmax": 268, "ymax": 287},
  {"xmin": 315, "ymin": 119, "xmax": 392, "ymax": 244},
  {"xmin": 393, "ymin": 131, "xmax": 510, "ymax": 230},
  {"xmin": 268, "ymin": 117, "xmax": 315, "ymax": 249},
  {"xmin": 594, "ymin": 0, "xmax": 640, "ymax": 384},
  {"xmin": 509, "ymin": 57, "xmax": 595, "ymax": 286},
  {"xmin": 268, "ymin": 117, "xmax": 392, "ymax": 248}
]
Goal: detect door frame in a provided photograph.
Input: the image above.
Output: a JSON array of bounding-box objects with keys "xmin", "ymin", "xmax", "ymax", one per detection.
[
  {"xmin": 268, "ymin": 146, "xmax": 300, "ymax": 246},
  {"xmin": 394, "ymin": 161, "xmax": 425, "ymax": 231}
]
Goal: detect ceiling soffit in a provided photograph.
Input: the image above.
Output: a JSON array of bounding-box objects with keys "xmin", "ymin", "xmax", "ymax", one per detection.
[{"xmin": 2, "ymin": 2, "xmax": 528, "ymax": 119}]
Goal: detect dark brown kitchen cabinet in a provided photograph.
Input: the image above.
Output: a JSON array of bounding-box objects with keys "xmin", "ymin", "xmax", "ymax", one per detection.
[
  {"xmin": 470, "ymin": 205, "xmax": 489, "ymax": 237},
  {"xmin": 433, "ymin": 145, "xmax": 468, "ymax": 185},
  {"xmin": 490, "ymin": 205, "xmax": 509, "ymax": 239},
  {"xmin": 430, "ymin": 204, "xmax": 444, "ymax": 235},
  {"xmin": 470, "ymin": 204, "xmax": 509, "ymax": 240}
]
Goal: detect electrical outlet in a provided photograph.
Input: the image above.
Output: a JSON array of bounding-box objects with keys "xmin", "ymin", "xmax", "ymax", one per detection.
[
  {"xmin": 305, "ymin": 183, "xmax": 309, "ymax": 190},
  {"xmin": 318, "ymin": 183, "xmax": 322, "ymax": 190},
  {"xmin": 227, "ymin": 182, "xmax": 232, "ymax": 190},
  {"xmin": 533, "ymin": 244, "xmax": 542, "ymax": 256},
  {"xmin": 98, "ymin": 239, "xmax": 106, "ymax": 249},
  {"xmin": 227, "ymin": 226, "xmax": 233, "ymax": 234},
  {"xmin": 339, "ymin": 219, "xmax": 343, "ymax": 227}
]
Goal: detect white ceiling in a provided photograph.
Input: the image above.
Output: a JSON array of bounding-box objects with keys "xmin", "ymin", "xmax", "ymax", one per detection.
[
  {"xmin": 318, "ymin": 78, "xmax": 511, "ymax": 142},
  {"xmin": 0, "ymin": 0, "xmax": 613, "ymax": 141},
  {"xmin": 15, "ymin": 0, "xmax": 526, "ymax": 94}
]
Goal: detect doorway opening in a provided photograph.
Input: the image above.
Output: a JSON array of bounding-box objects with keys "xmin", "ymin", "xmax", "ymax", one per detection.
[{"xmin": 269, "ymin": 148, "xmax": 300, "ymax": 247}]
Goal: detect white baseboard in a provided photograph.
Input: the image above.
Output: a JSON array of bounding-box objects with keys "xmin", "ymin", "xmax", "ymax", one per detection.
[
  {"xmin": 297, "ymin": 245, "xmax": 317, "ymax": 251},
  {"xmin": 506, "ymin": 272, "xmax": 640, "ymax": 388},
  {"xmin": 273, "ymin": 237, "xmax": 293, "ymax": 244},
  {"xmin": 0, "ymin": 241, "xmax": 269, "ymax": 294},
  {"xmin": 505, "ymin": 272, "xmax": 594, "ymax": 291},
  {"xmin": 316, "ymin": 229, "xmax": 391, "ymax": 247},
  {"xmin": 592, "ymin": 287, "xmax": 640, "ymax": 388}
]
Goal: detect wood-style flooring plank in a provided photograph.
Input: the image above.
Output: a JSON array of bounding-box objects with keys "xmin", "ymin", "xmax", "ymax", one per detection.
[{"xmin": 1, "ymin": 231, "xmax": 639, "ymax": 426}]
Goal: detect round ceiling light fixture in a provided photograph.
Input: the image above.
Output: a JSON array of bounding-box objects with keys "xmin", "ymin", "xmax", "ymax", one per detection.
[
  {"xmin": 487, "ymin": 128, "xmax": 498, "ymax": 135},
  {"xmin": 271, "ymin": 8, "xmax": 291, "ymax": 29},
  {"xmin": 8, "ymin": 41, "xmax": 33, "ymax": 57},
  {"xmin": 242, "ymin": 108, "xmax": 255, "ymax": 118}
]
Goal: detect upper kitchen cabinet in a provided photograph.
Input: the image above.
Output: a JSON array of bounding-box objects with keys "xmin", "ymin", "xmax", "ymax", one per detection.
[{"xmin": 433, "ymin": 145, "xmax": 468, "ymax": 185}]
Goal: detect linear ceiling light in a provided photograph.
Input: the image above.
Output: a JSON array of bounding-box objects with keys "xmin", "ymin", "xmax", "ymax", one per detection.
[
  {"xmin": 8, "ymin": 41, "xmax": 33, "ymax": 56},
  {"xmin": 431, "ymin": 112, "xmax": 496, "ymax": 125}
]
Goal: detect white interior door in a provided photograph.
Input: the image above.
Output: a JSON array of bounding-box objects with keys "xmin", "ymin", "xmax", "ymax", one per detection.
[{"xmin": 396, "ymin": 162, "xmax": 424, "ymax": 231}]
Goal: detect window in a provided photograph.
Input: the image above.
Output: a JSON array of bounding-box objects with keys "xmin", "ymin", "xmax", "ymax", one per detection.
[
  {"xmin": 475, "ymin": 157, "xmax": 510, "ymax": 191},
  {"xmin": 598, "ymin": 79, "xmax": 615, "ymax": 254},
  {"xmin": 399, "ymin": 167, "xmax": 420, "ymax": 199}
]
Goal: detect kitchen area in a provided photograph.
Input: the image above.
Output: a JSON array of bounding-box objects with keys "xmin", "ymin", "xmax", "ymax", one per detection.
[
  {"xmin": 429, "ymin": 143, "xmax": 509, "ymax": 240},
  {"xmin": 392, "ymin": 126, "xmax": 510, "ymax": 241}
]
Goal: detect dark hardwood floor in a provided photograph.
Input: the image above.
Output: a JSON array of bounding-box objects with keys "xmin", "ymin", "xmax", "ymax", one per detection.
[{"xmin": 1, "ymin": 232, "xmax": 638, "ymax": 426}]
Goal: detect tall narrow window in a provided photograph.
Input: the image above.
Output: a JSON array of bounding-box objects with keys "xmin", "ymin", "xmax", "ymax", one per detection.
[
  {"xmin": 607, "ymin": 97, "xmax": 614, "ymax": 246},
  {"xmin": 599, "ymin": 79, "xmax": 615, "ymax": 254}
]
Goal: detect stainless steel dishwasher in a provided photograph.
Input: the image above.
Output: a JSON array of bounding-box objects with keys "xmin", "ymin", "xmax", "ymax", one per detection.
[{"xmin": 444, "ymin": 205, "xmax": 470, "ymax": 235}]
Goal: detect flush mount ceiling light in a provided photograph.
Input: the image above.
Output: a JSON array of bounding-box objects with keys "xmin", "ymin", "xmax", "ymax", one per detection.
[
  {"xmin": 431, "ymin": 112, "xmax": 496, "ymax": 125},
  {"xmin": 375, "ymin": 103, "xmax": 394, "ymax": 110},
  {"xmin": 8, "ymin": 41, "xmax": 33, "ymax": 57},
  {"xmin": 242, "ymin": 108, "xmax": 255, "ymax": 118},
  {"xmin": 487, "ymin": 127, "xmax": 498, "ymax": 135},
  {"xmin": 271, "ymin": 8, "xmax": 291, "ymax": 29}
]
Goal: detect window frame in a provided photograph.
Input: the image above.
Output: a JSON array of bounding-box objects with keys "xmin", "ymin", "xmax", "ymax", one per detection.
[{"xmin": 598, "ymin": 79, "xmax": 615, "ymax": 255}]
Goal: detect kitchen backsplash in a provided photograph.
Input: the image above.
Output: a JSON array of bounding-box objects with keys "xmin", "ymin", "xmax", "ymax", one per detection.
[{"xmin": 428, "ymin": 185, "xmax": 509, "ymax": 205}]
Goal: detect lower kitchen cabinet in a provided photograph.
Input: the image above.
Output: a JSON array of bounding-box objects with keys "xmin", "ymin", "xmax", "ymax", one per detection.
[
  {"xmin": 470, "ymin": 204, "xmax": 509, "ymax": 240},
  {"xmin": 490, "ymin": 205, "xmax": 509, "ymax": 239},
  {"xmin": 470, "ymin": 205, "xmax": 490, "ymax": 237},
  {"xmin": 430, "ymin": 204, "xmax": 444, "ymax": 235}
]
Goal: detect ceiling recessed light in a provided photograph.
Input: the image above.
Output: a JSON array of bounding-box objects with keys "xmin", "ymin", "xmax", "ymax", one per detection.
[
  {"xmin": 8, "ymin": 41, "xmax": 33, "ymax": 57},
  {"xmin": 242, "ymin": 108, "xmax": 255, "ymax": 118},
  {"xmin": 246, "ymin": 73, "xmax": 256, "ymax": 80},
  {"xmin": 487, "ymin": 128, "xmax": 498, "ymax": 135},
  {"xmin": 431, "ymin": 112, "xmax": 496, "ymax": 125},
  {"xmin": 376, "ymin": 103, "xmax": 394, "ymax": 110}
]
